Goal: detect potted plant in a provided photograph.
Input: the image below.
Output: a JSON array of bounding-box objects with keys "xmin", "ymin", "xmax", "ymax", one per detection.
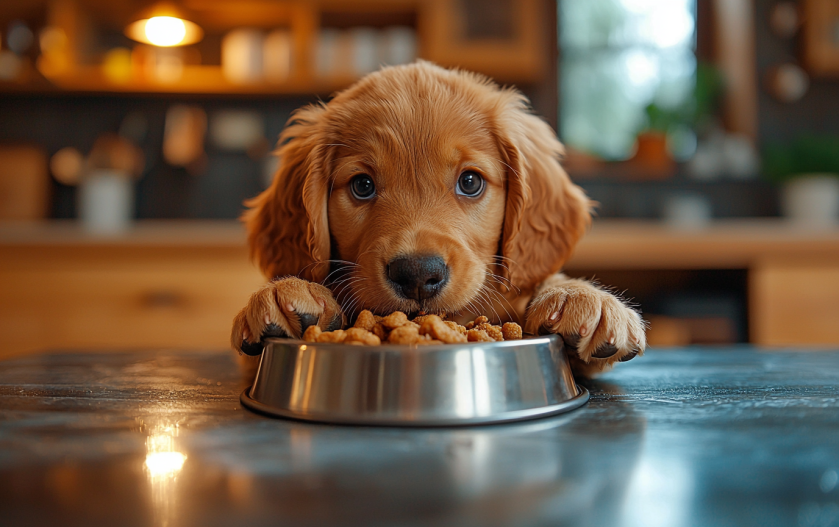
[
  {"xmin": 763, "ymin": 135, "xmax": 839, "ymax": 226},
  {"xmin": 633, "ymin": 64, "xmax": 725, "ymax": 179},
  {"xmin": 631, "ymin": 103, "xmax": 678, "ymax": 178}
]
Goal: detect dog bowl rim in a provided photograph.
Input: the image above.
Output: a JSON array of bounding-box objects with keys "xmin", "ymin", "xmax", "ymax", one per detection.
[
  {"xmin": 240, "ymin": 385, "xmax": 589, "ymax": 427},
  {"xmin": 240, "ymin": 335, "xmax": 590, "ymax": 427},
  {"xmin": 257, "ymin": 334, "xmax": 560, "ymax": 352}
]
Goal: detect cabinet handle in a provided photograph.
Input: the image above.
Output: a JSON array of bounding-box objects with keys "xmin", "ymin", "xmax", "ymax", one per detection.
[{"xmin": 141, "ymin": 290, "xmax": 185, "ymax": 308}]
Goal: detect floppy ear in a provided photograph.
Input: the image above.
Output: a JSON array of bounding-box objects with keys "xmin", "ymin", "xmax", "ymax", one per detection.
[
  {"xmin": 494, "ymin": 93, "xmax": 592, "ymax": 293},
  {"xmin": 243, "ymin": 105, "xmax": 332, "ymax": 282}
]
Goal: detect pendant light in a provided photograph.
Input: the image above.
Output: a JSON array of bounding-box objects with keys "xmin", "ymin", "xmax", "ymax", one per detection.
[{"xmin": 124, "ymin": 3, "xmax": 203, "ymax": 47}]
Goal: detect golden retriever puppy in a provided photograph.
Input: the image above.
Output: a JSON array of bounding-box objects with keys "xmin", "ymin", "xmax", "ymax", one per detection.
[{"xmin": 231, "ymin": 61, "xmax": 645, "ymax": 376}]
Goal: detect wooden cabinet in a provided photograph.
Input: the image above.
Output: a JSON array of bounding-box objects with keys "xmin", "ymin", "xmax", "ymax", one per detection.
[
  {"xmin": 0, "ymin": 222, "xmax": 263, "ymax": 360},
  {"xmin": 563, "ymin": 220, "xmax": 839, "ymax": 347},
  {"xmin": 750, "ymin": 258, "xmax": 839, "ymax": 345}
]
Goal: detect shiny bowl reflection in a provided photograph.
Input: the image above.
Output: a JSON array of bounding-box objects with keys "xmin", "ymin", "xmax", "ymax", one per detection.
[{"xmin": 241, "ymin": 335, "xmax": 588, "ymax": 426}]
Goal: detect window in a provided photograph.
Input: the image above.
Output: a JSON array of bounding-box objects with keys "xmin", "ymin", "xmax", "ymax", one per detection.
[{"xmin": 559, "ymin": 0, "xmax": 697, "ymax": 160}]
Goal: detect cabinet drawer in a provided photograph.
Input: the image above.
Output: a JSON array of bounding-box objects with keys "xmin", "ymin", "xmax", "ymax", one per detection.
[
  {"xmin": 751, "ymin": 259, "xmax": 839, "ymax": 345},
  {"xmin": 0, "ymin": 246, "xmax": 264, "ymax": 358}
]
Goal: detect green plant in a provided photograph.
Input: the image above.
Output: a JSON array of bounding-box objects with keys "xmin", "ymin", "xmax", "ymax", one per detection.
[
  {"xmin": 692, "ymin": 62, "xmax": 725, "ymax": 131},
  {"xmin": 642, "ymin": 103, "xmax": 679, "ymax": 134},
  {"xmin": 641, "ymin": 62, "xmax": 724, "ymax": 135},
  {"xmin": 762, "ymin": 135, "xmax": 839, "ymax": 183}
]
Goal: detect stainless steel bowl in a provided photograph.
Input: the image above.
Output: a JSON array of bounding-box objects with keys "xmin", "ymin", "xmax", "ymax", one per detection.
[{"xmin": 240, "ymin": 334, "xmax": 589, "ymax": 426}]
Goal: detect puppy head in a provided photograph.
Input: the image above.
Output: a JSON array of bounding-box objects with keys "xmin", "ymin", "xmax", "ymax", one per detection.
[{"xmin": 246, "ymin": 61, "xmax": 591, "ymax": 316}]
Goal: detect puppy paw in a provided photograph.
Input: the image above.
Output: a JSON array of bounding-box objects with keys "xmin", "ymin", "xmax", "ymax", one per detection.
[
  {"xmin": 231, "ymin": 277, "xmax": 344, "ymax": 356},
  {"xmin": 524, "ymin": 281, "xmax": 646, "ymax": 375}
]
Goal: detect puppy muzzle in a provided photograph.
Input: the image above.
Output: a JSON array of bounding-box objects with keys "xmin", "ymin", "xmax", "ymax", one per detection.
[{"xmin": 386, "ymin": 255, "xmax": 449, "ymax": 301}]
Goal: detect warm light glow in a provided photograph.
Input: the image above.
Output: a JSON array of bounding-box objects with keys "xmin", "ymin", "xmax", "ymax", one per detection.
[
  {"xmin": 145, "ymin": 17, "xmax": 186, "ymax": 47},
  {"xmin": 145, "ymin": 425, "xmax": 187, "ymax": 478},
  {"xmin": 125, "ymin": 15, "xmax": 202, "ymax": 47},
  {"xmin": 144, "ymin": 423, "xmax": 186, "ymax": 527},
  {"xmin": 146, "ymin": 451, "xmax": 187, "ymax": 477}
]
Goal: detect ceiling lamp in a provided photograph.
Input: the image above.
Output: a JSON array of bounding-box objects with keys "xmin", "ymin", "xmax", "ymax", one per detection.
[{"xmin": 125, "ymin": 3, "xmax": 203, "ymax": 47}]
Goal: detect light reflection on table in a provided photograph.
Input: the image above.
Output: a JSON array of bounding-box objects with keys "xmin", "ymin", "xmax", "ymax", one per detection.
[{"xmin": 145, "ymin": 423, "xmax": 186, "ymax": 527}]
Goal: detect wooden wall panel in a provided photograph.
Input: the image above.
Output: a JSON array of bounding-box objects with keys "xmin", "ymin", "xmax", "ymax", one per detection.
[{"xmin": 712, "ymin": 0, "xmax": 758, "ymax": 141}]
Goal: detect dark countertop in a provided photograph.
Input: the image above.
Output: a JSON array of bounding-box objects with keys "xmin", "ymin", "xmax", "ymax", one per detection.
[{"xmin": 1, "ymin": 347, "xmax": 837, "ymax": 527}]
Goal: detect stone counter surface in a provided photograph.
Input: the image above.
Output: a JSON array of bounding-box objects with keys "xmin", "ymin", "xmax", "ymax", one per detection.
[{"xmin": 0, "ymin": 348, "xmax": 837, "ymax": 527}]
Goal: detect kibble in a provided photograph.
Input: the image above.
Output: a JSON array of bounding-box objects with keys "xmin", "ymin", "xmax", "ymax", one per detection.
[{"xmin": 303, "ymin": 310, "xmax": 524, "ymax": 346}]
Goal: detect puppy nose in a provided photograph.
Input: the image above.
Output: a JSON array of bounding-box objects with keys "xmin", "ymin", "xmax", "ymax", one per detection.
[{"xmin": 387, "ymin": 255, "xmax": 449, "ymax": 301}]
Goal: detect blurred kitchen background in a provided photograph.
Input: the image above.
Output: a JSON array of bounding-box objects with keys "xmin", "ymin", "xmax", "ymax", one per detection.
[{"xmin": 1, "ymin": 0, "xmax": 838, "ymax": 357}]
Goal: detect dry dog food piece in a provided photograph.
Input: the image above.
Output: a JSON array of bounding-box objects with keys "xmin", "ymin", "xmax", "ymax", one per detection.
[
  {"xmin": 387, "ymin": 324, "xmax": 423, "ymax": 344},
  {"xmin": 419, "ymin": 315, "xmax": 467, "ymax": 344},
  {"xmin": 316, "ymin": 329, "xmax": 347, "ymax": 343},
  {"xmin": 444, "ymin": 320, "xmax": 467, "ymax": 335},
  {"xmin": 301, "ymin": 311, "xmax": 523, "ymax": 346},
  {"xmin": 372, "ymin": 323, "xmax": 388, "ymax": 340},
  {"xmin": 381, "ymin": 311, "xmax": 410, "ymax": 329},
  {"xmin": 467, "ymin": 328, "xmax": 495, "ymax": 342},
  {"xmin": 344, "ymin": 327, "xmax": 381, "ymax": 346},
  {"xmin": 354, "ymin": 310, "xmax": 377, "ymax": 332},
  {"xmin": 502, "ymin": 322, "xmax": 523, "ymax": 340},
  {"xmin": 303, "ymin": 325, "xmax": 322, "ymax": 342},
  {"xmin": 487, "ymin": 326, "xmax": 504, "ymax": 341},
  {"xmin": 412, "ymin": 315, "xmax": 433, "ymax": 325},
  {"xmin": 413, "ymin": 313, "xmax": 447, "ymax": 325},
  {"xmin": 465, "ymin": 315, "xmax": 489, "ymax": 330},
  {"xmin": 475, "ymin": 323, "xmax": 504, "ymax": 342}
]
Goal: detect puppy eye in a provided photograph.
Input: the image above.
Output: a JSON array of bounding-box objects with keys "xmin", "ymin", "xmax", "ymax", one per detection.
[
  {"xmin": 350, "ymin": 174, "xmax": 376, "ymax": 200},
  {"xmin": 456, "ymin": 171, "xmax": 485, "ymax": 197}
]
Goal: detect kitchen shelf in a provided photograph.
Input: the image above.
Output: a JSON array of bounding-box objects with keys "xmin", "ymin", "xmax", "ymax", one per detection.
[
  {"xmin": 0, "ymin": 0, "xmax": 549, "ymax": 97},
  {"xmin": 1, "ymin": 65, "xmax": 358, "ymax": 97},
  {"xmin": 2, "ymin": 218, "xmax": 837, "ymax": 264}
]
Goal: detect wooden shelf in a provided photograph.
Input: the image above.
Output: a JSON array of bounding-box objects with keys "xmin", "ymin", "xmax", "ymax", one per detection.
[
  {"xmin": 3, "ymin": 218, "xmax": 838, "ymax": 265},
  {"xmin": 0, "ymin": 0, "xmax": 549, "ymax": 97},
  {"xmin": 29, "ymin": 65, "xmax": 357, "ymax": 97},
  {"xmin": 0, "ymin": 220, "xmax": 249, "ymax": 247},
  {"xmin": 567, "ymin": 219, "xmax": 839, "ymax": 270}
]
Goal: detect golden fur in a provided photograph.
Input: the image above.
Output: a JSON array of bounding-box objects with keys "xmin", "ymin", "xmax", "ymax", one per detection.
[{"xmin": 231, "ymin": 61, "xmax": 645, "ymax": 376}]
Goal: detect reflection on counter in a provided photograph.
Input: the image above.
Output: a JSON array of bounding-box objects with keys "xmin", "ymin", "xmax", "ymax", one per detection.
[
  {"xmin": 622, "ymin": 456, "xmax": 694, "ymax": 527},
  {"xmin": 145, "ymin": 423, "xmax": 186, "ymax": 527}
]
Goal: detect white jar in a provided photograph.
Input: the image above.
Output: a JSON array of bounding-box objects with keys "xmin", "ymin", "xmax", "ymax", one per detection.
[
  {"xmin": 662, "ymin": 193, "xmax": 713, "ymax": 230},
  {"xmin": 781, "ymin": 174, "xmax": 839, "ymax": 226},
  {"xmin": 222, "ymin": 29, "xmax": 264, "ymax": 84},
  {"xmin": 78, "ymin": 170, "xmax": 134, "ymax": 234}
]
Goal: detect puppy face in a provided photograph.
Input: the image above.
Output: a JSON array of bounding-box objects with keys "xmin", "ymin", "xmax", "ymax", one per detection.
[
  {"xmin": 324, "ymin": 89, "xmax": 507, "ymax": 315},
  {"xmin": 245, "ymin": 62, "xmax": 591, "ymax": 320}
]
